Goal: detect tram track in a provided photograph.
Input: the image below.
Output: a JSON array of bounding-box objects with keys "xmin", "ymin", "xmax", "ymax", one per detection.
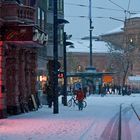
[
  {"xmin": 131, "ymin": 104, "xmax": 140, "ymax": 121},
  {"xmin": 78, "ymin": 120, "xmax": 96, "ymax": 140},
  {"xmin": 118, "ymin": 103, "xmax": 122, "ymax": 140},
  {"xmin": 111, "ymin": 103, "xmax": 140, "ymax": 140},
  {"xmin": 100, "ymin": 103, "xmax": 133, "ymax": 140},
  {"xmin": 79, "ymin": 103, "xmax": 140, "ymax": 140}
]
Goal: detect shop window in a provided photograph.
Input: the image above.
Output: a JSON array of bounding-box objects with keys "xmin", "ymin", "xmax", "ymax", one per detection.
[
  {"xmin": 58, "ymin": 0, "xmax": 64, "ymax": 12},
  {"xmin": 37, "ymin": 7, "xmax": 41, "ymax": 27},
  {"xmin": 42, "ymin": 10, "xmax": 45, "ymax": 30},
  {"xmin": 37, "ymin": 7, "xmax": 45, "ymax": 30},
  {"xmin": 47, "ymin": 0, "xmax": 53, "ymax": 10}
]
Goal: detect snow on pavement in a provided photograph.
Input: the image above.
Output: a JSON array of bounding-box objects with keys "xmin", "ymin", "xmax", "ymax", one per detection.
[{"xmin": 0, "ymin": 94, "xmax": 140, "ymax": 140}]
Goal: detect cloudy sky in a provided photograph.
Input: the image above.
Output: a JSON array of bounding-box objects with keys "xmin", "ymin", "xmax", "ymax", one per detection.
[{"xmin": 64, "ymin": 0, "xmax": 140, "ymax": 39}]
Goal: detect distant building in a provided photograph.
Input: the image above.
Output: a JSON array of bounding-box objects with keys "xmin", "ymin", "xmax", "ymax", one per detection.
[
  {"xmin": 66, "ymin": 39, "xmax": 117, "ymax": 85},
  {"xmin": 101, "ymin": 14, "xmax": 140, "ymax": 87}
]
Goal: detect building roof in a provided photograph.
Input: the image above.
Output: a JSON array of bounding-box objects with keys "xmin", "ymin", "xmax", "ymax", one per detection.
[
  {"xmin": 128, "ymin": 76, "xmax": 140, "ymax": 82},
  {"xmin": 67, "ymin": 40, "xmax": 110, "ymax": 53},
  {"xmin": 102, "ymin": 25, "xmax": 123, "ymax": 35},
  {"xmin": 102, "ymin": 14, "xmax": 140, "ymax": 36},
  {"xmin": 129, "ymin": 13, "xmax": 140, "ymax": 19}
]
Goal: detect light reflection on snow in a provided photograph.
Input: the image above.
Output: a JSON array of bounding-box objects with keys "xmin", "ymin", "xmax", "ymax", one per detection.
[{"xmin": 0, "ymin": 95, "xmax": 140, "ymax": 140}]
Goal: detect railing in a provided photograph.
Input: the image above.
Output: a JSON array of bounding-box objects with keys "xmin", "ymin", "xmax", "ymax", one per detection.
[
  {"xmin": 17, "ymin": 5, "xmax": 35, "ymax": 22},
  {"xmin": 0, "ymin": 2, "xmax": 3, "ymax": 25},
  {"xmin": 1, "ymin": 2, "xmax": 35, "ymax": 23}
]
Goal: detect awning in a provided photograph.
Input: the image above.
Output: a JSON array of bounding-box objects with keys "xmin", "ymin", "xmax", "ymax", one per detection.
[{"xmin": 67, "ymin": 71, "xmax": 114, "ymax": 77}]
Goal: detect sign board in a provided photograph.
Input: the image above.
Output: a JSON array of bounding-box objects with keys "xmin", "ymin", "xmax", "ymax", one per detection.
[
  {"xmin": 1, "ymin": 26, "xmax": 48, "ymax": 46},
  {"xmin": 3, "ymin": 26, "xmax": 33, "ymax": 41}
]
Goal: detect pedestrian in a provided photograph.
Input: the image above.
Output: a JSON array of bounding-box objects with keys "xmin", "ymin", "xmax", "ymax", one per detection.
[
  {"xmin": 101, "ymin": 85, "xmax": 106, "ymax": 97},
  {"xmin": 46, "ymin": 82, "xmax": 53, "ymax": 108},
  {"xmin": 83, "ymin": 86, "xmax": 87, "ymax": 98},
  {"xmin": 76, "ymin": 88, "xmax": 85, "ymax": 110}
]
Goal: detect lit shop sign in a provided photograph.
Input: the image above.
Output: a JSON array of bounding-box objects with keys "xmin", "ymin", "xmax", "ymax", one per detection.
[
  {"xmin": 2, "ymin": 26, "xmax": 48, "ymax": 46},
  {"xmin": 33, "ymin": 29, "xmax": 48, "ymax": 46},
  {"xmin": 58, "ymin": 72, "xmax": 64, "ymax": 78},
  {"xmin": 3, "ymin": 26, "xmax": 33, "ymax": 41}
]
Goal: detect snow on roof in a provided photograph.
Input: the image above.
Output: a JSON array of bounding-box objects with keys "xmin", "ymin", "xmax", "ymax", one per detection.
[
  {"xmin": 102, "ymin": 14, "xmax": 140, "ymax": 36},
  {"xmin": 128, "ymin": 76, "xmax": 140, "ymax": 81},
  {"xmin": 129, "ymin": 13, "xmax": 140, "ymax": 19},
  {"xmin": 67, "ymin": 40, "xmax": 110, "ymax": 53},
  {"xmin": 102, "ymin": 25, "xmax": 123, "ymax": 35}
]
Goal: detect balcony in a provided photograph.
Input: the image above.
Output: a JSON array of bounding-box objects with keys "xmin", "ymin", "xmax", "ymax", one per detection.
[
  {"xmin": 0, "ymin": 2, "xmax": 3, "ymax": 26},
  {"xmin": 1, "ymin": 1, "xmax": 35, "ymax": 24}
]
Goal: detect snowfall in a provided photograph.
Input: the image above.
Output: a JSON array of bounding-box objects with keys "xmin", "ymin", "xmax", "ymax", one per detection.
[{"xmin": 0, "ymin": 94, "xmax": 140, "ymax": 140}]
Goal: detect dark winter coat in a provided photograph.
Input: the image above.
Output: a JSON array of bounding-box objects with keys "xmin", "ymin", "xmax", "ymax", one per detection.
[{"xmin": 76, "ymin": 90, "xmax": 84, "ymax": 101}]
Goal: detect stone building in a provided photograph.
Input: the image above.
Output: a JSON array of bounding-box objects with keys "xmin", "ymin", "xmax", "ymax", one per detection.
[
  {"xmin": 66, "ymin": 39, "xmax": 116, "ymax": 86},
  {"xmin": 0, "ymin": 0, "xmax": 64, "ymax": 118},
  {"xmin": 101, "ymin": 14, "xmax": 140, "ymax": 86}
]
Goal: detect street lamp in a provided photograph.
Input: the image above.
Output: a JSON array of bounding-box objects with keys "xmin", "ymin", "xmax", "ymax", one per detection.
[
  {"xmin": 53, "ymin": 0, "xmax": 70, "ymax": 113},
  {"xmin": 63, "ymin": 32, "xmax": 73, "ymax": 106},
  {"xmin": 53, "ymin": 0, "xmax": 59, "ymax": 114},
  {"xmin": 86, "ymin": 0, "xmax": 96, "ymax": 72},
  {"xmin": 89, "ymin": 0, "xmax": 93, "ymax": 67}
]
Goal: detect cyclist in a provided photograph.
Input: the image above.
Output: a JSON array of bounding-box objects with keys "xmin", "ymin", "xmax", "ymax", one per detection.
[{"xmin": 76, "ymin": 88, "xmax": 85, "ymax": 110}]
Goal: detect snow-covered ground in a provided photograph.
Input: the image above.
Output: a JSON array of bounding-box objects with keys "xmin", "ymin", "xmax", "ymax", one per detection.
[{"xmin": 0, "ymin": 94, "xmax": 140, "ymax": 140}]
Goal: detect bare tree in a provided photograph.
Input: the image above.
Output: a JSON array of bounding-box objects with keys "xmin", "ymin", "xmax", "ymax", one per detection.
[
  {"xmin": 107, "ymin": 41, "xmax": 138, "ymax": 86},
  {"xmin": 67, "ymin": 52, "xmax": 79, "ymax": 72}
]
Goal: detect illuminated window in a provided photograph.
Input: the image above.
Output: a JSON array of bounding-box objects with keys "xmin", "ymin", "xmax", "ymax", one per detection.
[
  {"xmin": 77, "ymin": 65, "xmax": 83, "ymax": 72},
  {"xmin": 37, "ymin": 7, "xmax": 45, "ymax": 30},
  {"xmin": 47, "ymin": 0, "xmax": 53, "ymax": 10},
  {"xmin": 58, "ymin": 0, "xmax": 64, "ymax": 12},
  {"xmin": 42, "ymin": 10, "xmax": 45, "ymax": 30},
  {"xmin": 37, "ymin": 7, "xmax": 41, "ymax": 27}
]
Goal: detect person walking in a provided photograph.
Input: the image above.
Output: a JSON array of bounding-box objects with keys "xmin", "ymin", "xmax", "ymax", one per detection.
[
  {"xmin": 76, "ymin": 88, "xmax": 85, "ymax": 110},
  {"xmin": 46, "ymin": 82, "xmax": 53, "ymax": 108},
  {"xmin": 83, "ymin": 86, "xmax": 87, "ymax": 98}
]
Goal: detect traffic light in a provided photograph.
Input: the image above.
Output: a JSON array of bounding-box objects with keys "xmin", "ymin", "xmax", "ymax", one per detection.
[
  {"xmin": 58, "ymin": 71, "xmax": 64, "ymax": 78},
  {"xmin": 47, "ymin": 60, "xmax": 61, "ymax": 79}
]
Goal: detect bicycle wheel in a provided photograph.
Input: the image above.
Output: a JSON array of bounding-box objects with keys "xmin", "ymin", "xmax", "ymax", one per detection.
[
  {"xmin": 83, "ymin": 101, "xmax": 87, "ymax": 108},
  {"xmin": 67, "ymin": 99, "xmax": 72, "ymax": 107}
]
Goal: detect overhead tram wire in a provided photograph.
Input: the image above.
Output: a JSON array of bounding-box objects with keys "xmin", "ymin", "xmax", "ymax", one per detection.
[
  {"xmin": 107, "ymin": 0, "xmax": 134, "ymax": 18},
  {"xmin": 65, "ymin": 15, "xmax": 124, "ymax": 21},
  {"xmin": 108, "ymin": 0, "xmax": 125, "ymax": 11},
  {"xmin": 65, "ymin": 2, "xmax": 124, "ymax": 12},
  {"xmin": 65, "ymin": 2, "xmax": 140, "ymax": 14},
  {"xmin": 126, "ymin": 0, "xmax": 131, "ymax": 18}
]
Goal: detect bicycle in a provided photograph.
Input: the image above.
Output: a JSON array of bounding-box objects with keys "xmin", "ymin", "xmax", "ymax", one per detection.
[{"xmin": 67, "ymin": 95, "xmax": 87, "ymax": 108}]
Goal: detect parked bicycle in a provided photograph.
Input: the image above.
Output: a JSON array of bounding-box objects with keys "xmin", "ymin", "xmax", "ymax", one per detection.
[{"xmin": 67, "ymin": 95, "xmax": 87, "ymax": 108}]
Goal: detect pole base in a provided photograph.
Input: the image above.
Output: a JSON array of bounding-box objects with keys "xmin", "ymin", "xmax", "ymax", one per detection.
[
  {"xmin": 85, "ymin": 66, "xmax": 96, "ymax": 73},
  {"xmin": 0, "ymin": 109, "xmax": 7, "ymax": 119}
]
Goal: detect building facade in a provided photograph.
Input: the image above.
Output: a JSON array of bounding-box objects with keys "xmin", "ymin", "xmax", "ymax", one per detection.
[
  {"xmin": 0, "ymin": 0, "xmax": 64, "ymax": 118},
  {"xmin": 101, "ymin": 14, "xmax": 140, "ymax": 86},
  {"xmin": 66, "ymin": 40, "xmax": 116, "ymax": 88},
  {"xmin": 36, "ymin": 0, "xmax": 64, "ymax": 89}
]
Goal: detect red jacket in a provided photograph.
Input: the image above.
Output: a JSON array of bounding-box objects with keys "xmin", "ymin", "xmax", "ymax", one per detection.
[{"xmin": 76, "ymin": 90, "xmax": 84, "ymax": 101}]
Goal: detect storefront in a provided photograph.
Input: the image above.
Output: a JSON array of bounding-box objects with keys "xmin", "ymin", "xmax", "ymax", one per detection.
[
  {"xmin": 67, "ymin": 71, "xmax": 113, "ymax": 94},
  {"xmin": 0, "ymin": 25, "xmax": 48, "ymax": 118}
]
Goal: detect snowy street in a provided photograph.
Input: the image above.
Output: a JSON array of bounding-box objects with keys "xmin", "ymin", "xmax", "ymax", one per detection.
[{"xmin": 0, "ymin": 94, "xmax": 140, "ymax": 140}]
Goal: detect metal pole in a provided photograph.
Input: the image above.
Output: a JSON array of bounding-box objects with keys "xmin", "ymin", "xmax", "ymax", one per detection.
[
  {"xmin": 53, "ymin": 0, "xmax": 59, "ymax": 114},
  {"xmin": 63, "ymin": 32, "xmax": 67, "ymax": 106},
  {"xmin": 89, "ymin": 0, "xmax": 93, "ymax": 67}
]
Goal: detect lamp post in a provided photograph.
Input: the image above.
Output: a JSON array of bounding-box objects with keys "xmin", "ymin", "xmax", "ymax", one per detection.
[
  {"xmin": 63, "ymin": 32, "xmax": 73, "ymax": 106},
  {"xmin": 86, "ymin": 0, "xmax": 95, "ymax": 72},
  {"xmin": 53, "ymin": 0, "xmax": 70, "ymax": 113},
  {"xmin": 89, "ymin": 0, "xmax": 93, "ymax": 67},
  {"xmin": 53, "ymin": 0, "xmax": 59, "ymax": 114}
]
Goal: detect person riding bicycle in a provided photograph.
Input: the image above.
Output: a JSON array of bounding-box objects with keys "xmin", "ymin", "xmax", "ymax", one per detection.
[{"xmin": 76, "ymin": 88, "xmax": 85, "ymax": 110}]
